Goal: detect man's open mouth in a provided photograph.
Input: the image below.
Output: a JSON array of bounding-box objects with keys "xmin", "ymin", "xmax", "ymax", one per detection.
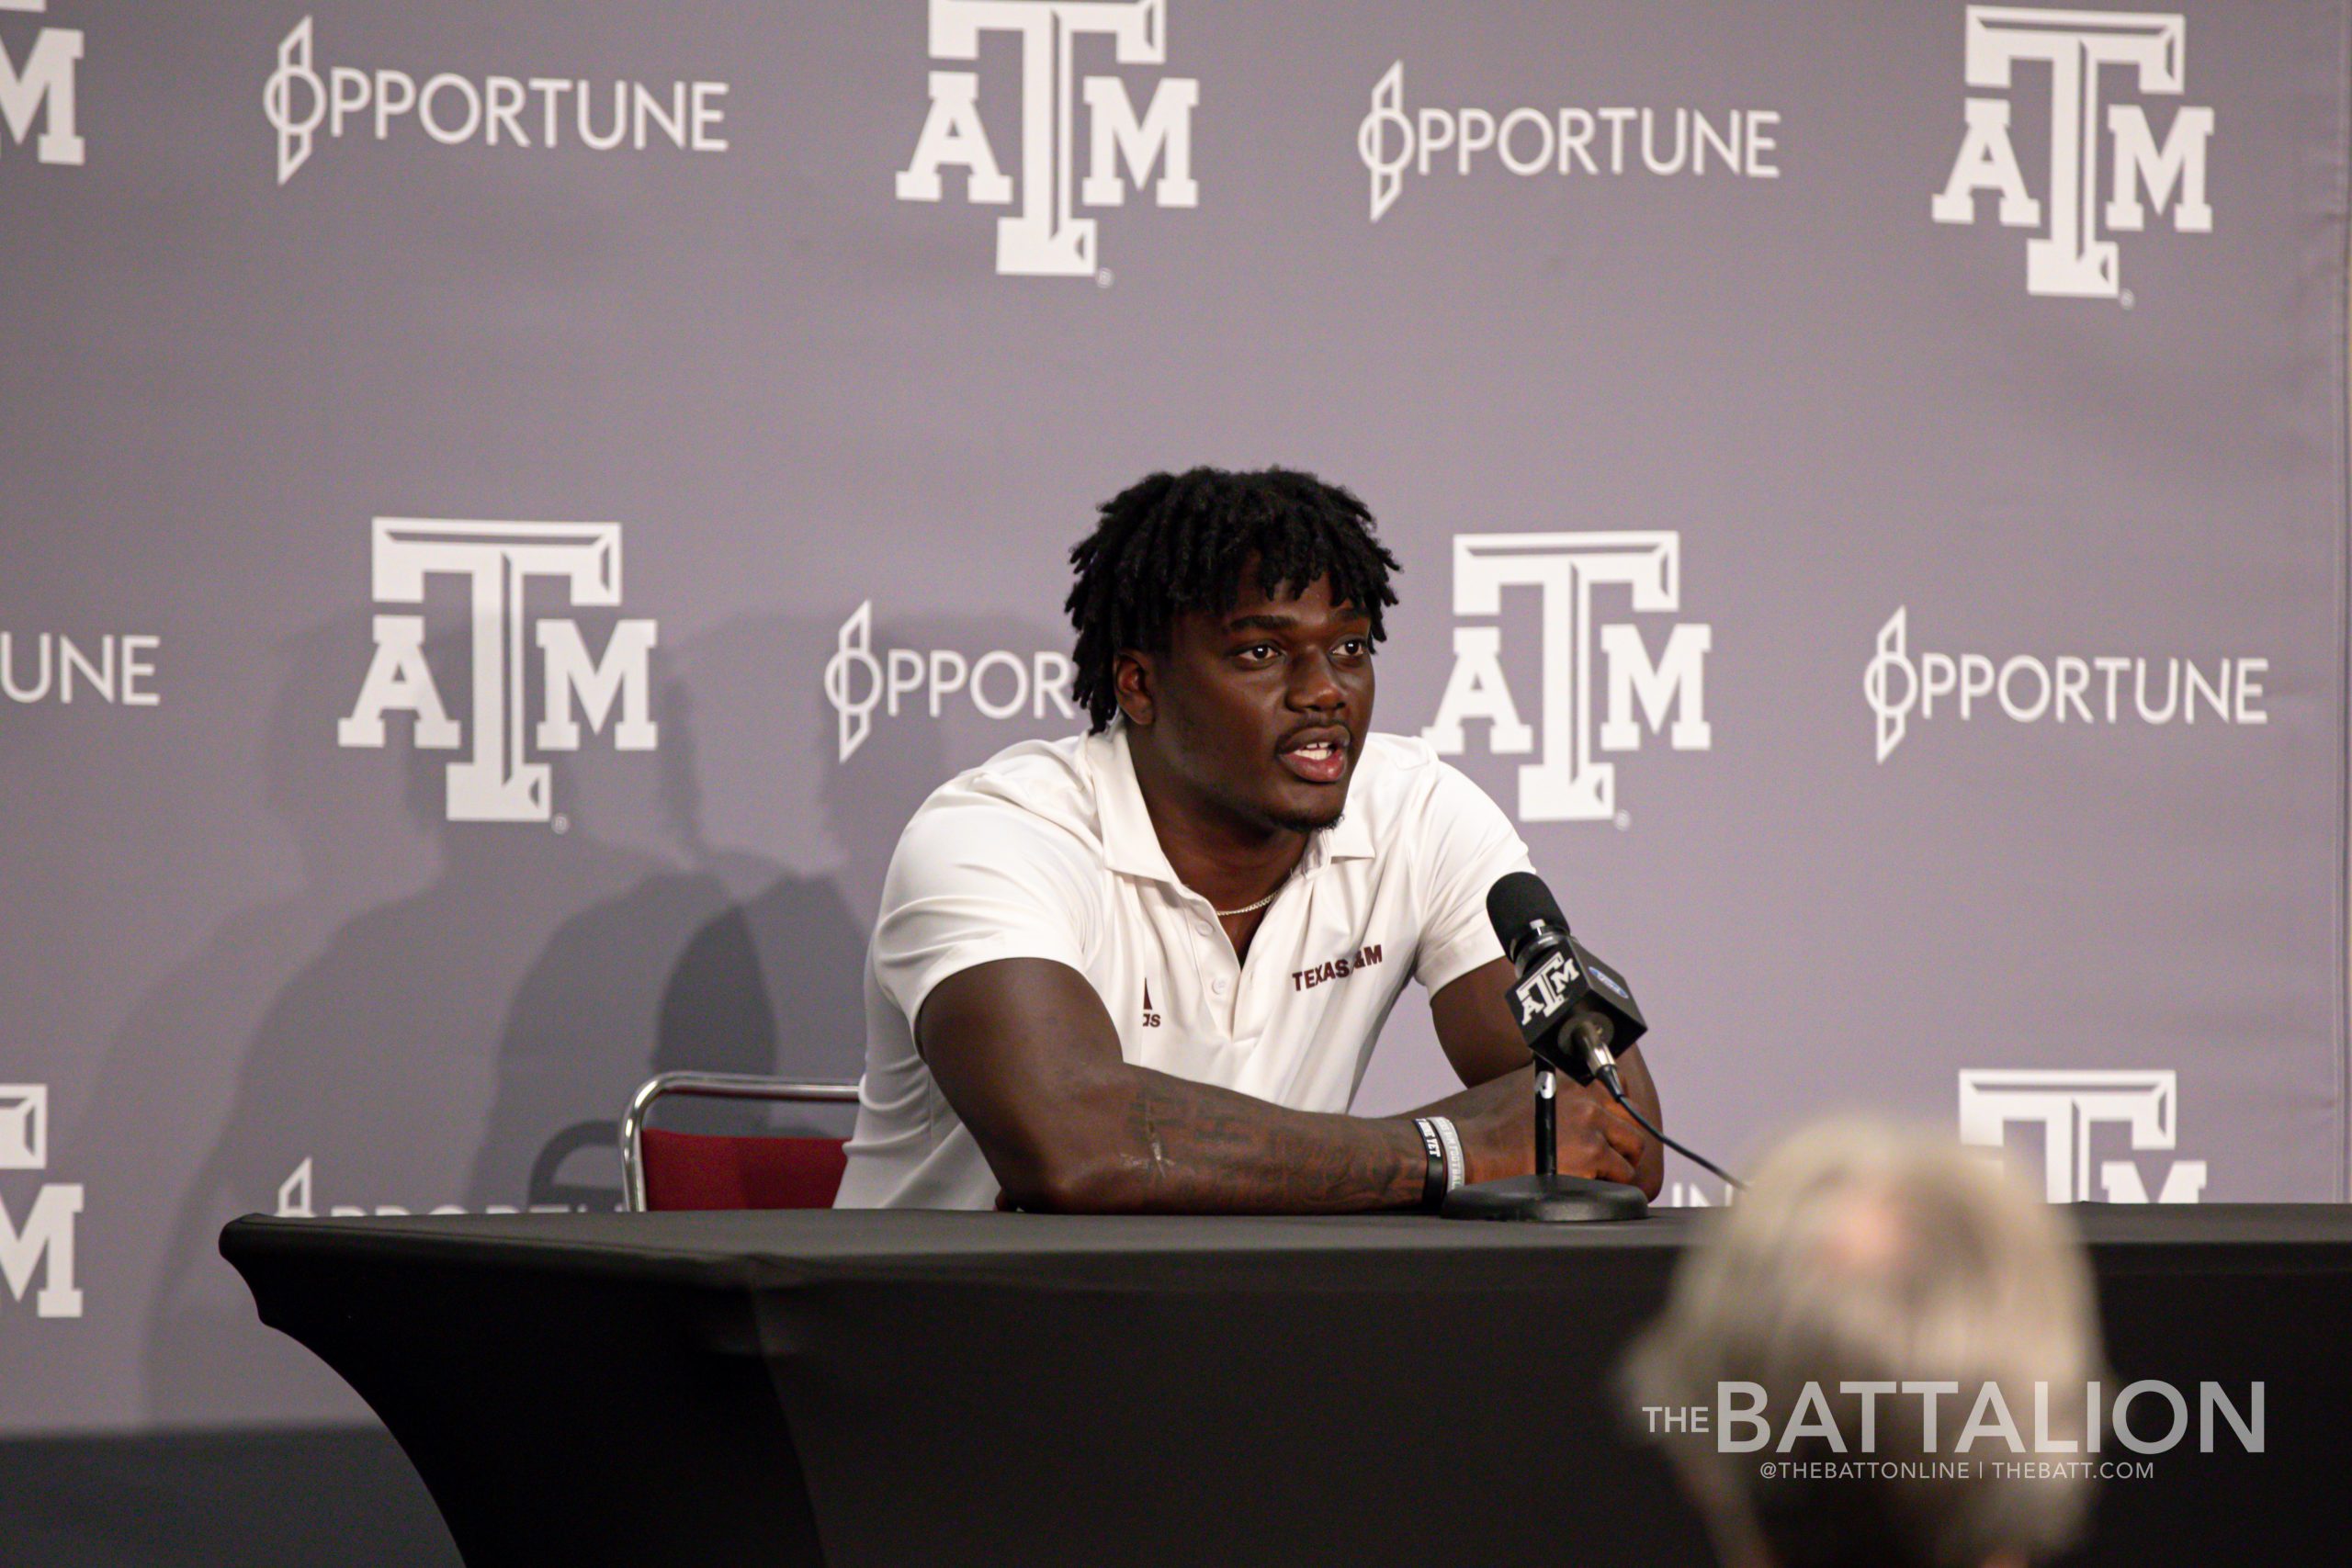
[{"xmin": 1277, "ymin": 734, "xmax": 1349, "ymax": 784}]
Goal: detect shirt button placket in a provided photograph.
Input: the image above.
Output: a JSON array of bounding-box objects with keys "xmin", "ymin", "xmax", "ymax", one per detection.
[{"xmin": 1192, "ymin": 903, "xmax": 1238, "ymax": 1031}]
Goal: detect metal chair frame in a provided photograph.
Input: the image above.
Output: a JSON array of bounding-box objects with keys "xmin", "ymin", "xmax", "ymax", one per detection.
[{"xmin": 618, "ymin": 1071, "xmax": 860, "ymax": 1213}]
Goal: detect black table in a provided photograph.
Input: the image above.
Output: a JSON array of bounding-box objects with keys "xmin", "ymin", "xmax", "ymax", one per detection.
[{"xmin": 222, "ymin": 1206, "xmax": 2352, "ymax": 1567}]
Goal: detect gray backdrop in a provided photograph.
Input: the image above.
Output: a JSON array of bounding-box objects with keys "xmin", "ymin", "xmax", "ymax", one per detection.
[{"xmin": 2, "ymin": 0, "xmax": 2345, "ymax": 1435}]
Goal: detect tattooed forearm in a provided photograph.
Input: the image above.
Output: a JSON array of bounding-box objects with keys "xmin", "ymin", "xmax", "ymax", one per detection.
[{"xmin": 1103, "ymin": 1069, "xmax": 1424, "ymax": 1213}]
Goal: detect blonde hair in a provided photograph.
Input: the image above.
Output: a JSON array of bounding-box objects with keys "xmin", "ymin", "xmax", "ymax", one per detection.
[{"xmin": 1623, "ymin": 1119, "xmax": 2105, "ymax": 1568}]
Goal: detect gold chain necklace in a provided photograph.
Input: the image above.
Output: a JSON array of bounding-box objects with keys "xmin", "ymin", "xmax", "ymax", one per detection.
[
  {"xmin": 1214, "ymin": 888, "xmax": 1281, "ymax": 919},
  {"xmin": 1214, "ymin": 867, "xmax": 1294, "ymax": 919}
]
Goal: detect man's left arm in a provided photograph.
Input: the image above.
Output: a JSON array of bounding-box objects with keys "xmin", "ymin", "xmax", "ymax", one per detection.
[{"xmin": 1429, "ymin": 957, "xmax": 1665, "ymax": 1199}]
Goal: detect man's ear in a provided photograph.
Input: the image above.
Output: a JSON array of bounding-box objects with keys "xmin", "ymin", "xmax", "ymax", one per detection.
[{"xmin": 1114, "ymin": 650, "xmax": 1156, "ymax": 728}]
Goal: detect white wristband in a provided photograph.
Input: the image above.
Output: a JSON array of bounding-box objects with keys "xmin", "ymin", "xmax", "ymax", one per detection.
[{"xmin": 1428, "ymin": 1115, "xmax": 1466, "ymax": 1194}]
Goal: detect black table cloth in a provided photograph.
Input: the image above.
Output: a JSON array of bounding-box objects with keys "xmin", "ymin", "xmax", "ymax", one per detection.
[{"xmin": 221, "ymin": 1205, "xmax": 2352, "ymax": 1566}]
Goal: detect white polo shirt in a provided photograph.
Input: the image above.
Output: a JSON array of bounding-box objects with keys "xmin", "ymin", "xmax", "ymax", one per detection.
[{"xmin": 833, "ymin": 724, "xmax": 1534, "ymax": 1210}]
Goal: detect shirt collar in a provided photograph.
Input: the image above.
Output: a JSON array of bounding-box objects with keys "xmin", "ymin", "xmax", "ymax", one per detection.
[
  {"xmin": 1322, "ymin": 790, "xmax": 1376, "ymax": 862},
  {"xmin": 1092, "ymin": 723, "xmax": 1376, "ymax": 886},
  {"xmin": 1094, "ymin": 724, "xmax": 1182, "ymax": 883}
]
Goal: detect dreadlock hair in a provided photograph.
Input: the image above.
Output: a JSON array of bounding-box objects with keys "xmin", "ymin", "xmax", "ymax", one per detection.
[{"xmin": 1064, "ymin": 467, "xmax": 1402, "ymax": 733}]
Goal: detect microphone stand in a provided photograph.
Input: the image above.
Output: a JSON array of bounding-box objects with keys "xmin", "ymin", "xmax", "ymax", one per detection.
[
  {"xmin": 1534, "ymin": 1066, "xmax": 1555, "ymax": 1178},
  {"xmin": 1441, "ymin": 1016, "xmax": 1649, "ymax": 1224}
]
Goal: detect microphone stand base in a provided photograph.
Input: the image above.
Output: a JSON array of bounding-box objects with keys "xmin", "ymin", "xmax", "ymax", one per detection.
[{"xmin": 1440, "ymin": 1175, "xmax": 1649, "ymax": 1224}]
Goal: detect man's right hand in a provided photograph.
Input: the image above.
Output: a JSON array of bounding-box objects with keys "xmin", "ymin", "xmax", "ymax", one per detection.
[{"xmin": 1442, "ymin": 1064, "xmax": 1646, "ymax": 1188}]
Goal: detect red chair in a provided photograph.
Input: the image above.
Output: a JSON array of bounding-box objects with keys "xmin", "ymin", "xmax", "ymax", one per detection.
[{"xmin": 618, "ymin": 1072, "xmax": 861, "ymax": 1212}]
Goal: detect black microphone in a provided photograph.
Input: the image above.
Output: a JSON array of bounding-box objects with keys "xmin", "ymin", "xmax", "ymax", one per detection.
[
  {"xmin": 1478, "ymin": 873, "xmax": 1745, "ymax": 1200},
  {"xmin": 1485, "ymin": 871, "xmax": 1647, "ymax": 1085}
]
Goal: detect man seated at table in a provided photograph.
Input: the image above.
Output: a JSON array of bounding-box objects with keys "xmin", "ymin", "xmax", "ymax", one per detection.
[
  {"xmin": 1621, "ymin": 1119, "xmax": 2105, "ymax": 1568},
  {"xmin": 833, "ymin": 467, "xmax": 1664, "ymax": 1211}
]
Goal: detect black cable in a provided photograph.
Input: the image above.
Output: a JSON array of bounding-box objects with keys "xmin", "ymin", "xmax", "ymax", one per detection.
[{"xmin": 1598, "ymin": 1065, "xmax": 1744, "ymax": 1192}]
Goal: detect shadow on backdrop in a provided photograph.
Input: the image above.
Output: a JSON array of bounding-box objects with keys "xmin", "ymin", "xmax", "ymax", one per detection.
[
  {"xmin": 63, "ymin": 615, "xmax": 435, "ymax": 1426},
  {"xmin": 143, "ymin": 615, "xmax": 720, "ymax": 1424},
  {"xmin": 138, "ymin": 604, "xmax": 1078, "ymax": 1424},
  {"xmin": 512, "ymin": 608, "xmax": 1036, "ymax": 1181},
  {"xmin": 463, "ymin": 635, "xmax": 810, "ymax": 1210},
  {"xmin": 620, "ymin": 607, "xmax": 1076, "ymax": 1154}
]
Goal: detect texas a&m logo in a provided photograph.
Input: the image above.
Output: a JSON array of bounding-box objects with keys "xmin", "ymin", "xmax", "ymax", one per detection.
[
  {"xmin": 1291, "ymin": 944, "xmax": 1384, "ymax": 993},
  {"xmin": 0, "ymin": 0, "xmax": 83, "ymax": 167},
  {"xmin": 337, "ymin": 519, "xmax": 658, "ymax": 824},
  {"xmin": 1423, "ymin": 533, "xmax": 1711, "ymax": 824},
  {"xmin": 1512, "ymin": 950, "xmax": 1579, "ymax": 1027},
  {"xmin": 1, "ymin": 1084, "xmax": 82, "ymax": 1319},
  {"xmin": 1959, "ymin": 1068, "xmax": 2208, "ymax": 1203},
  {"xmin": 1931, "ymin": 7, "xmax": 2211, "ymax": 299},
  {"xmin": 896, "ymin": 0, "xmax": 1198, "ymax": 276}
]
